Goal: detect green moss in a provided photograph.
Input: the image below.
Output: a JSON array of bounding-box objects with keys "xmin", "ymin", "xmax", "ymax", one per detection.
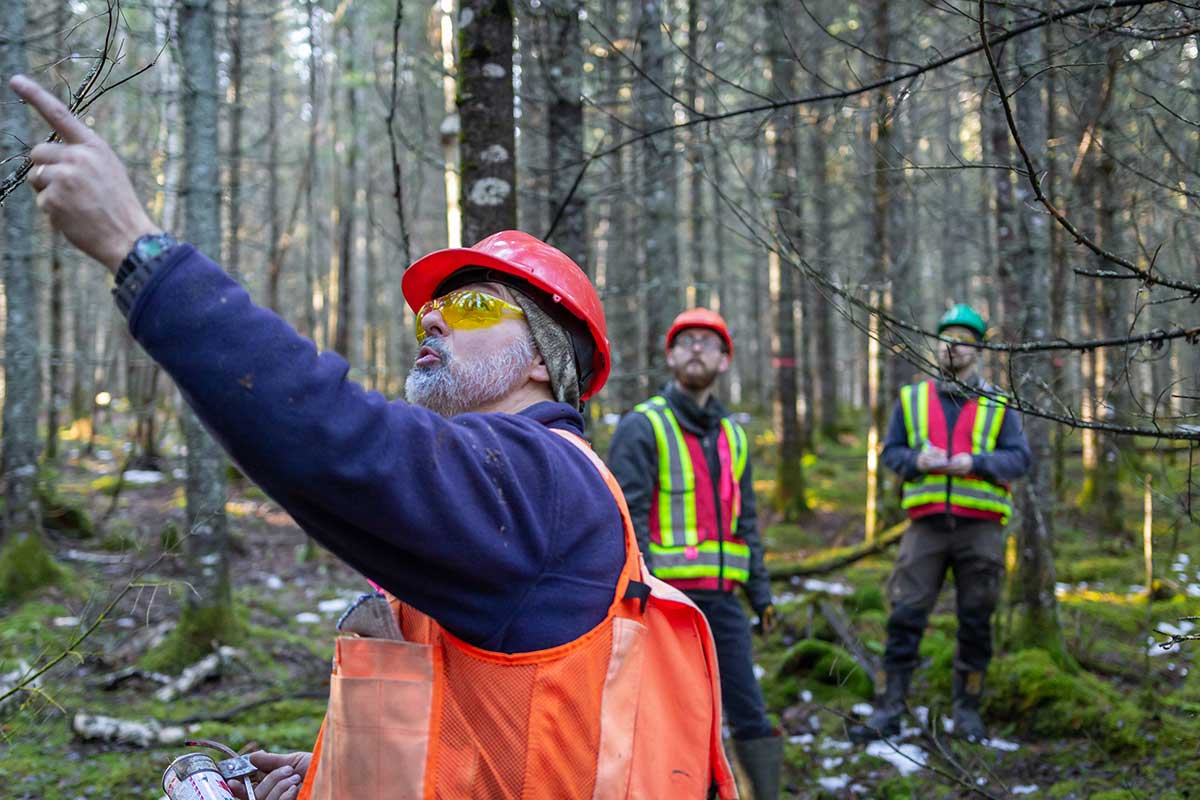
[
  {"xmin": 160, "ymin": 522, "xmax": 182, "ymax": 552},
  {"xmin": 90, "ymin": 474, "xmax": 121, "ymax": 496},
  {"xmin": 847, "ymin": 585, "xmax": 885, "ymax": 615},
  {"xmin": 0, "ymin": 531, "xmax": 67, "ymax": 601},
  {"xmin": 987, "ymin": 648, "xmax": 1147, "ymax": 755},
  {"xmin": 140, "ymin": 595, "xmax": 246, "ymax": 674},
  {"xmin": 37, "ymin": 481, "xmax": 94, "ymax": 539},
  {"xmin": 777, "ymin": 639, "xmax": 874, "ymax": 699}
]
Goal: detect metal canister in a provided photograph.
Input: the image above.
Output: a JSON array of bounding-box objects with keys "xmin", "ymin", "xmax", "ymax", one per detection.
[{"xmin": 162, "ymin": 752, "xmax": 237, "ymax": 800}]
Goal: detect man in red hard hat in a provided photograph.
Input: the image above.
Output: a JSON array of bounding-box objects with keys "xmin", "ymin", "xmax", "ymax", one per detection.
[
  {"xmin": 608, "ymin": 308, "xmax": 783, "ymax": 799},
  {"xmin": 10, "ymin": 75, "xmax": 738, "ymax": 799}
]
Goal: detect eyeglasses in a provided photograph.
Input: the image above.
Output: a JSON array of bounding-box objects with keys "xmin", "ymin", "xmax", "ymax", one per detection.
[
  {"xmin": 940, "ymin": 331, "xmax": 978, "ymax": 345},
  {"xmin": 415, "ymin": 289, "xmax": 525, "ymax": 343},
  {"xmin": 672, "ymin": 333, "xmax": 725, "ymax": 352}
]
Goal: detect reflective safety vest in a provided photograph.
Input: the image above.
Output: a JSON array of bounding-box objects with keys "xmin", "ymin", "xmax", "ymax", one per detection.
[
  {"xmin": 899, "ymin": 380, "xmax": 1013, "ymax": 525},
  {"xmin": 297, "ymin": 429, "xmax": 738, "ymax": 800},
  {"xmin": 633, "ymin": 396, "xmax": 750, "ymax": 591}
]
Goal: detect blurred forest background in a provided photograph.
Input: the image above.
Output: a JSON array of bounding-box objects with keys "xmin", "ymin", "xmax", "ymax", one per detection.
[{"xmin": 1, "ymin": 0, "xmax": 1200, "ymax": 797}]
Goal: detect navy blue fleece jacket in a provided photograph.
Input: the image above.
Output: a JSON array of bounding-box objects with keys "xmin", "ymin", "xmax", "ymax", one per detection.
[{"xmin": 123, "ymin": 244, "xmax": 625, "ymax": 653}]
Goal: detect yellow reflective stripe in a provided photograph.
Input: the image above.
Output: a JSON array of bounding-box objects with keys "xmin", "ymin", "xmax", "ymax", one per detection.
[
  {"xmin": 900, "ymin": 384, "xmax": 917, "ymax": 447},
  {"xmin": 972, "ymin": 397, "xmax": 990, "ymax": 452},
  {"xmin": 987, "ymin": 398, "xmax": 1007, "ymax": 450},
  {"xmin": 917, "ymin": 382, "xmax": 930, "ymax": 443},
  {"xmin": 639, "ymin": 406, "xmax": 679, "ymax": 547},
  {"xmin": 650, "ymin": 540, "xmax": 750, "ymax": 557}
]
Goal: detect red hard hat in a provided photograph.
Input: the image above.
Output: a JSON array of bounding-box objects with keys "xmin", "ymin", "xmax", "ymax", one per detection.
[
  {"xmin": 402, "ymin": 231, "xmax": 611, "ymax": 400},
  {"xmin": 666, "ymin": 308, "xmax": 734, "ymax": 357}
]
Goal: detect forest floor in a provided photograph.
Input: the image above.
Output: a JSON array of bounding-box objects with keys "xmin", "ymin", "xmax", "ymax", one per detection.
[{"xmin": 2, "ymin": 417, "xmax": 1200, "ymax": 799}]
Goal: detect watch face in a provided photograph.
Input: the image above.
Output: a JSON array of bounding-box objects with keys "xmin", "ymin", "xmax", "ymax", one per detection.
[{"xmin": 136, "ymin": 234, "xmax": 176, "ymax": 261}]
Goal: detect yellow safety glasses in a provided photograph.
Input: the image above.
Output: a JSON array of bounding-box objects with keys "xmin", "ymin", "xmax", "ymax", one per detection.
[
  {"xmin": 415, "ymin": 289, "xmax": 525, "ymax": 343},
  {"xmin": 940, "ymin": 331, "xmax": 978, "ymax": 345}
]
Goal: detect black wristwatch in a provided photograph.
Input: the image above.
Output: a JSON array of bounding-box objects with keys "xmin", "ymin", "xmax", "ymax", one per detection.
[{"xmin": 112, "ymin": 232, "xmax": 179, "ymax": 316}]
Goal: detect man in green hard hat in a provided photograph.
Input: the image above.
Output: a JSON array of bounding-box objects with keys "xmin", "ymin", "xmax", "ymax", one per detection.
[{"xmin": 852, "ymin": 303, "xmax": 1031, "ymax": 743}]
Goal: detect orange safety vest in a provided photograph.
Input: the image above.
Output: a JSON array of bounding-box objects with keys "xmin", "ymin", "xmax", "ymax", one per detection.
[{"xmin": 297, "ymin": 429, "xmax": 738, "ymax": 800}]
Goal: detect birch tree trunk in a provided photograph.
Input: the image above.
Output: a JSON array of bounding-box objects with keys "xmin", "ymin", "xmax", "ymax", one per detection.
[{"xmin": 459, "ymin": 0, "xmax": 518, "ymax": 243}]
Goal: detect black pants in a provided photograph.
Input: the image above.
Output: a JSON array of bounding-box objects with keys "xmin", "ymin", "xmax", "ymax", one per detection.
[
  {"xmin": 883, "ymin": 516, "xmax": 1005, "ymax": 673},
  {"xmin": 686, "ymin": 590, "xmax": 774, "ymax": 740}
]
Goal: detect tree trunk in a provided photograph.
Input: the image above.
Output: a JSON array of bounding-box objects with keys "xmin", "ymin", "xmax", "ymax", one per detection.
[
  {"xmin": 811, "ymin": 106, "xmax": 838, "ymax": 441},
  {"xmin": 1005, "ymin": 6, "xmax": 1067, "ymax": 662},
  {"xmin": 637, "ymin": 0, "xmax": 678, "ymax": 379},
  {"xmin": 172, "ymin": 0, "xmax": 236, "ymax": 662},
  {"xmin": 765, "ymin": 0, "xmax": 807, "ymax": 520},
  {"xmin": 459, "ymin": 0, "xmax": 518, "ymax": 244},
  {"xmin": 541, "ymin": 0, "xmax": 587, "ymax": 272},
  {"xmin": 0, "ymin": 0, "xmax": 57, "ymax": 598}
]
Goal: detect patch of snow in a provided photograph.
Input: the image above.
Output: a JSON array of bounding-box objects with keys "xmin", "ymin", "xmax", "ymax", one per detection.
[
  {"xmin": 819, "ymin": 737, "xmax": 853, "ymax": 752},
  {"xmin": 123, "ymin": 470, "xmax": 164, "ymax": 484},
  {"xmin": 942, "ymin": 716, "xmax": 955, "ymax": 733},
  {"xmin": 865, "ymin": 740, "xmax": 927, "ymax": 776},
  {"xmin": 1187, "ymin": 584, "xmax": 1200, "ymax": 598},
  {"xmin": 173, "ymin": 468, "xmax": 187, "ymax": 480},
  {"xmin": 913, "ymin": 706, "xmax": 929, "ymax": 725},
  {"xmin": 116, "ymin": 617, "xmax": 135, "ymax": 628},
  {"xmin": 818, "ymin": 775, "xmax": 850, "ymax": 790},
  {"xmin": 774, "ymin": 591, "xmax": 798, "ymax": 604},
  {"xmin": 753, "ymin": 663, "xmax": 765, "ymax": 680},
  {"xmin": 790, "ymin": 576, "xmax": 801, "ymax": 586},
  {"xmin": 96, "ymin": 449, "xmax": 113, "ymax": 461},
  {"xmin": 985, "ymin": 738, "xmax": 1020, "ymax": 752},
  {"xmin": 809, "ymin": 714, "xmax": 821, "ymax": 730},
  {"xmin": 200, "ymin": 553, "xmax": 221, "ymax": 566},
  {"xmin": 318, "ymin": 598, "xmax": 351, "ymax": 615},
  {"xmin": 820, "ymin": 757, "xmax": 844, "ymax": 770},
  {"xmin": 294, "ymin": 612, "xmax": 321, "ymax": 625},
  {"xmin": 264, "ymin": 575, "xmax": 285, "ymax": 591},
  {"xmin": 1159, "ymin": 620, "xmax": 1196, "ymax": 638},
  {"xmin": 53, "ymin": 616, "xmax": 80, "ymax": 627},
  {"xmin": 802, "ymin": 578, "xmax": 852, "ymax": 596},
  {"xmin": 788, "ymin": 733, "xmax": 815, "ymax": 746},
  {"xmin": 1012, "ymin": 786, "xmax": 1039, "ymax": 795},
  {"xmin": 852, "ymin": 703, "xmax": 873, "ymax": 716},
  {"xmin": 800, "ymin": 690, "xmax": 813, "ymax": 703}
]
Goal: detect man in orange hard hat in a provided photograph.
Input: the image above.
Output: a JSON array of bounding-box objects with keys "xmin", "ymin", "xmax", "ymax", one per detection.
[
  {"xmin": 9, "ymin": 74, "xmax": 738, "ymax": 799},
  {"xmin": 609, "ymin": 308, "xmax": 783, "ymax": 799}
]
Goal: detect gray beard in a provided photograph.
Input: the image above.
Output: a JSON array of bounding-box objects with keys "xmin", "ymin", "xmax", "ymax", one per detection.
[{"xmin": 404, "ymin": 334, "xmax": 536, "ymax": 416}]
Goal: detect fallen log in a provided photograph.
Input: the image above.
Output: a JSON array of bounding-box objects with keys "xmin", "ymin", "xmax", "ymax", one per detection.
[
  {"xmin": 155, "ymin": 646, "xmax": 241, "ymax": 703},
  {"xmin": 72, "ymin": 712, "xmax": 187, "ymax": 747},
  {"xmin": 768, "ymin": 520, "xmax": 910, "ymax": 580}
]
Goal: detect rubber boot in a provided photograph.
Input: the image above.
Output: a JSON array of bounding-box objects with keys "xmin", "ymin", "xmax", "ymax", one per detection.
[
  {"xmin": 951, "ymin": 669, "xmax": 987, "ymax": 742},
  {"xmin": 850, "ymin": 669, "xmax": 912, "ymax": 743},
  {"xmin": 732, "ymin": 735, "xmax": 783, "ymax": 800}
]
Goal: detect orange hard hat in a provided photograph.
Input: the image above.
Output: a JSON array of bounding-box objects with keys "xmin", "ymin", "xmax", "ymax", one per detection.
[
  {"xmin": 666, "ymin": 308, "xmax": 734, "ymax": 357},
  {"xmin": 402, "ymin": 231, "xmax": 611, "ymax": 400}
]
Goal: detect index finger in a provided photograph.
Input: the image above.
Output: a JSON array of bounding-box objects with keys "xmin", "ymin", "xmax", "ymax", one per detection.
[{"xmin": 8, "ymin": 75, "xmax": 94, "ymax": 144}]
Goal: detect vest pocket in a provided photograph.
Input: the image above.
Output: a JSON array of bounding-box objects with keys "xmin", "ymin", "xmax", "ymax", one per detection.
[{"xmin": 317, "ymin": 637, "xmax": 436, "ymax": 800}]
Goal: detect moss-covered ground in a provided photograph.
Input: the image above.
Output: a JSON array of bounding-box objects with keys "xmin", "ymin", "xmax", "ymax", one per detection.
[{"xmin": 2, "ymin": 414, "xmax": 1198, "ymax": 798}]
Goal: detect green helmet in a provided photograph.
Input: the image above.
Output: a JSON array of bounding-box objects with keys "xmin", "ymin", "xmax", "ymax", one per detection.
[{"xmin": 937, "ymin": 303, "xmax": 987, "ymax": 339}]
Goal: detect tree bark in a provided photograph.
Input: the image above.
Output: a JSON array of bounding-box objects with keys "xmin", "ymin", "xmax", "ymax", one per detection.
[
  {"xmin": 637, "ymin": 0, "xmax": 678, "ymax": 378},
  {"xmin": 459, "ymin": 0, "xmax": 518, "ymax": 244},
  {"xmin": 0, "ymin": 0, "xmax": 50, "ymax": 580},
  {"xmin": 176, "ymin": 0, "xmax": 236, "ymax": 654}
]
